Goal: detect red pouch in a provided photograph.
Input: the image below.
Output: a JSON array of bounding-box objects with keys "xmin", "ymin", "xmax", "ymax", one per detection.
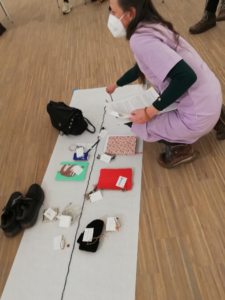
[{"xmin": 97, "ymin": 169, "xmax": 132, "ymax": 191}]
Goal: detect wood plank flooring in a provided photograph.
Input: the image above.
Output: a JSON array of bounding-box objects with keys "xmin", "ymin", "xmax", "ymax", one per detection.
[{"xmin": 0, "ymin": 0, "xmax": 225, "ymax": 298}]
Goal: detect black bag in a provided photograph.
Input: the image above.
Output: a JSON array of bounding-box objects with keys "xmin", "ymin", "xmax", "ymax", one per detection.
[{"xmin": 47, "ymin": 101, "xmax": 95, "ymax": 136}]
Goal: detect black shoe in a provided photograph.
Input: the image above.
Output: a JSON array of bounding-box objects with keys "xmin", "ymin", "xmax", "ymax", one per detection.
[
  {"xmin": 0, "ymin": 192, "xmax": 23, "ymax": 237},
  {"xmin": 0, "ymin": 23, "xmax": 6, "ymax": 36},
  {"xmin": 16, "ymin": 184, "xmax": 44, "ymax": 229}
]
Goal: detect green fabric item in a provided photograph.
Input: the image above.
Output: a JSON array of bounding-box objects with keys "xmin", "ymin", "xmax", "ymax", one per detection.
[
  {"xmin": 116, "ymin": 64, "xmax": 139, "ymax": 87},
  {"xmin": 152, "ymin": 60, "xmax": 197, "ymax": 111},
  {"xmin": 116, "ymin": 60, "xmax": 197, "ymax": 112}
]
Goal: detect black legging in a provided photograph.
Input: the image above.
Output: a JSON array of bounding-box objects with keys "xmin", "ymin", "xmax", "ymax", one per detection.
[{"xmin": 206, "ymin": 0, "xmax": 220, "ymax": 13}]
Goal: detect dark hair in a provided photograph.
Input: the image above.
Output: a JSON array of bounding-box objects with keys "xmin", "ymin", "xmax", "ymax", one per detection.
[{"xmin": 118, "ymin": 0, "xmax": 180, "ymax": 84}]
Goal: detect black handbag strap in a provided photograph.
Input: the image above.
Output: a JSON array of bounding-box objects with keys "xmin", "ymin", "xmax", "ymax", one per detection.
[{"xmin": 84, "ymin": 118, "xmax": 96, "ymax": 134}]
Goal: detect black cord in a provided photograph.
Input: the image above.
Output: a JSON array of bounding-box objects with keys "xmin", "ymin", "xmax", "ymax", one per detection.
[{"xmin": 61, "ymin": 107, "xmax": 106, "ymax": 300}]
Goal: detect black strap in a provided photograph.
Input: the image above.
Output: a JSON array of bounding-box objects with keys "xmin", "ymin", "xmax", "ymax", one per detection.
[{"xmin": 84, "ymin": 118, "xmax": 96, "ymax": 134}]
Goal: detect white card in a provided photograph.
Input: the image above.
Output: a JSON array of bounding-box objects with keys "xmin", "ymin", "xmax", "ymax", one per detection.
[
  {"xmin": 83, "ymin": 228, "xmax": 94, "ymax": 242},
  {"xmin": 73, "ymin": 165, "xmax": 83, "ymax": 175},
  {"xmin": 98, "ymin": 129, "xmax": 108, "ymax": 138},
  {"xmin": 44, "ymin": 208, "xmax": 57, "ymax": 221},
  {"xmin": 90, "ymin": 191, "xmax": 103, "ymax": 203},
  {"xmin": 116, "ymin": 176, "xmax": 127, "ymax": 188},
  {"xmin": 54, "ymin": 235, "xmax": 63, "ymax": 251},
  {"xmin": 106, "ymin": 217, "xmax": 117, "ymax": 231},
  {"xmin": 76, "ymin": 147, "xmax": 84, "ymax": 158},
  {"xmin": 100, "ymin": 154, "xmax": 111, "ymax": 164}
]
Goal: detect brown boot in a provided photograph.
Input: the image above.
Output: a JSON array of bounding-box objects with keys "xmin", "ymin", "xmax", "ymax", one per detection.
[
  {"xmin": 214, "ymin": 104, "xmax": 225, "ymax": 140},
  {"xmin": 217, "ymin": 0, "xmax": 225, "ymax": 21},
  {"xmin": 157, "ymin": 144, "xmax": 200, "ymax": 169},
  {"xmin": 189, "ymin": 11, "xmax": 216, "ymax": 34}
]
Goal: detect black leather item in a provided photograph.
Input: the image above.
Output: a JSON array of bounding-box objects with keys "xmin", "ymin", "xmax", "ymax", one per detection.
[
  {"xmin": 16, "ymin": 184, "xmax": 45, "ymax": 229},
  {"xmin": 77, "ymin": 219, "xmax": 104, "ymax": 253},
  {"xmin": 0, "ymin": 192, "xmax": 23, "ymax": 237},
  {"xmin": 47, "ymin": 101, "xmax": 96, "ymax": 136}
]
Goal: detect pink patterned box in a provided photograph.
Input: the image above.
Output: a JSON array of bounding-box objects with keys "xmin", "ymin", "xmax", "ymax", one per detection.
[{"xmin": 105, "ymin": 136, "xmax": 137, "ymax": 155}]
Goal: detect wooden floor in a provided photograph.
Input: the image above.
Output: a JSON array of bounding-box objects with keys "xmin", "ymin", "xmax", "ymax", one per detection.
[{"xmin": 0, "ymin": 0, "xmax": 225, "ymax": 298}]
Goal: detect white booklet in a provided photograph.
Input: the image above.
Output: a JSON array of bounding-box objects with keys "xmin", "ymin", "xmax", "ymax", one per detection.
[{"xmin": 107, "ymin": 87, "xmax": 176, "ymax": 119}]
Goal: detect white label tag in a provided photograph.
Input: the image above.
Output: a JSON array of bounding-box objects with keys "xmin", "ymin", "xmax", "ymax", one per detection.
[
  {"xmin": 106, "ymin": 217, "xmax": 117, "ymax": 231},
  {"xmin": 116, "ymin": 176, "xmax": 127, "ymax": 188},
  {"xmin": 100, "ymin": 154, "xmax": 112, "ymax": 164},
  {"xmin": 98, "ymin": 129, "xmax": 108, "ymax": 138},
  {"xmin": 54, "ymin": 235, "xmax": 63, "ymax": 251},
  {"xmin": 44, "ymin": 208, "xmax": 57, "ymax": 221},
  {"xmin": 76, "ymin": 147, "xmax": 84, "ymax": 158},
  {"xmin": 58, "ymin": 215, "xmax": 72, "ymax": 228},
  {"xmin": 73, "ymin": 165, "xmax": 83, "ymax": 175},
  {"xmin": 90, "ymin": 191, "xmax": 103, "ymax": 203},
  {"xmin": 110, "ymin": 111, "xmax": 120, "ymax": 117},
  {"xmin": 83, "ymin": 228, "xmax": 94, "ymax": 242}
]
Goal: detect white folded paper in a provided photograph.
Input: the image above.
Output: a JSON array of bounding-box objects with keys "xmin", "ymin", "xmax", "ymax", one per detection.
[
  {"xmin": 90, "ymin": 191, "xmax": 103, "ymax": 203},
  {"xmin": 100, "ymin": 154, "xmax": 112, "ymax": 164}
]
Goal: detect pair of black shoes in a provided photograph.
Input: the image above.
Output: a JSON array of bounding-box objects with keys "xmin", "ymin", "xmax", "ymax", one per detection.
[
  {"xmin": 0, "ymin": 23, "xmax": 6, "ymax": 36},
  {"xmin": 0, "ymin": 184, "xmax": 45, "ymax": 237}
]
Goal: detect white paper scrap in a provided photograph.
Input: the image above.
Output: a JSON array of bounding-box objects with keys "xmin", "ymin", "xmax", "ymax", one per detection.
[
  {"xmin": 90, "ymin": 191, "xmax": 103, "ymax": 203},
  {"xmin": 54, "ymin": 235, "xmax": 63, "ymax": 251},
  {"xmin": 83, "ymin": 228, "xmax": 94, "ymax": 242},
  {"xmin": 73, "ymin": 165, "xmax": 83, "ymax": 175},
  {"xmin": 100, "ymin": 154, "xmax": 112, "ymax": 164},
  {"xmin": 98, "ymin": 129, "xmax": 108, "ymax": 138},
  {"xmin": 44, "ymin": 208, "xmax": 57, "ymax": 221},
  {"xmin": 116, "ymin": 176, "xmax": 127, "ymax": 188},
  {"xmin": 76, "ymin": 147, "xmax": 84, "ymax": 158}
]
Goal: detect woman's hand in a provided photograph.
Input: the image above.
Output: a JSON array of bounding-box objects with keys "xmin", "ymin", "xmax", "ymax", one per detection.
[
  {"xmin": 129, "ymin": 105, "xmax": 159, "ymax": 124},
  {"xmin": 106, "ymin": 82, "xmax": 118, "ymax": 95}
]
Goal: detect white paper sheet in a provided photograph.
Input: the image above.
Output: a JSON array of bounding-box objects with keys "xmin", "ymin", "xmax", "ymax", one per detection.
[{"xmin": 107, "ymin": 87, "xmax": 176, "ymax": 118}]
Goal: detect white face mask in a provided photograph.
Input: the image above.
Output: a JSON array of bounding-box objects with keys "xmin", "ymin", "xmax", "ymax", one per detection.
[{"xmin": 107, "ymin": 13, "xmax": 127, "ymax": 38}]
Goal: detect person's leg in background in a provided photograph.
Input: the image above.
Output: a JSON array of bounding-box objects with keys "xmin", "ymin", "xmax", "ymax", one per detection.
[
  {"xmin": 217, "ymin": 0, "xmax": 225, "ymax": 21},
  {"xmin": 0, "ymin": 23, "xmax": 6, "ymax": 36},
  {"xmin": 189, "ymin": 0, "xmax": 225, "ymax": 34},
  {"xmin": 214, "ymin": 105, "xmax": 225, "ymax": 140},
  {"xmin": 62, "ymin": 0, "xmax": 72, "ymax": 14}
]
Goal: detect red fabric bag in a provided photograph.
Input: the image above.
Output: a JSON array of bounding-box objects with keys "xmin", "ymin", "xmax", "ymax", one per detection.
[{"xmin": 97, "ymin": 169, "xmax": 132, "ymax": 190}]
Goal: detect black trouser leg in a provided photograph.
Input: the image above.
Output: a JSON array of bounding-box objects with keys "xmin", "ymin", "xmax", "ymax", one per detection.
[
  {"xmin": 205, "ymin": 0, "xmax": 220, "ymax": 13},
  {"xmin": 158, "ymin": 139, "xmax": 186, "ymax": 147},
  {"xmin": 64, "ymin": 0, "xmax": 69, "ymax": 3}
]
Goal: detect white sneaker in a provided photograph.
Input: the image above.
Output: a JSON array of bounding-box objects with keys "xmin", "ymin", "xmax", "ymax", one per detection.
[{"xmin": 62, "ymin": 2, "xmax": 72, "ymax": 14}]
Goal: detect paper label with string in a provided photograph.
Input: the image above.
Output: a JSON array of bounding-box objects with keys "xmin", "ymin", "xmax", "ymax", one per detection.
[
  {"xmin": 83, "ymin": 228, "xmax": 94, "ymax": 242},
  {"xmin": 106, "ymin": 217, "xmax": 118, "ymax": 231},
  {"xmin": 116, "ymin": 176, "xmax": 127, "ymax": 188},
  {"xmin": 98, "ymin": 129, "xmax": 108, "ymax": 138},
  {"xmin": 44, "ymin": 208, "xmax": 57, "ymax": 221},
  {"xmin": 54, "ymin": 235, "xmax": 63, "ymax": 251},
  {"xmin": 76, "ymin": 147, "xmax": 84, "ymax": 158},
  {"xmin": 90, "ymin": 191, "xmax": 103, "ymax": 203},
  {"xmin": 100, "ymin": 154, "xmax": 112, "ymax": 164}
]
